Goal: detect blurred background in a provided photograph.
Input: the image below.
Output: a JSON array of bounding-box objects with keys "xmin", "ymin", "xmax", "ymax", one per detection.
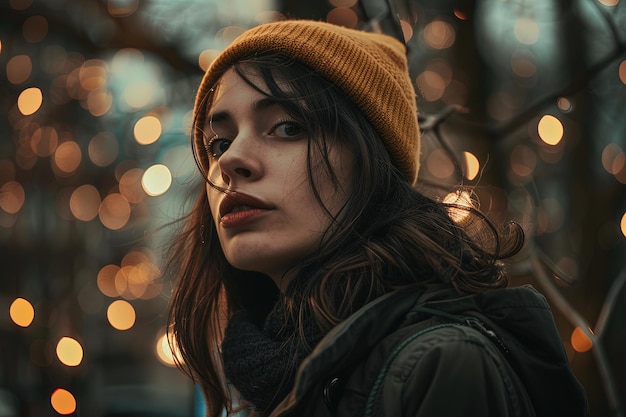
[{"xmin": 1, "ymin": 0, "xmax": 624, "ymax": 416}]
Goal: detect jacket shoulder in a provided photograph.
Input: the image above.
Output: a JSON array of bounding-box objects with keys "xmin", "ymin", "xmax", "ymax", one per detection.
[{"xmin": 365, "ymin": 322, "xmax": 535, "ymax": 417}]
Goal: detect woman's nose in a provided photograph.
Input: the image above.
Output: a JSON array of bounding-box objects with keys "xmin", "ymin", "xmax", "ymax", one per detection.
[{"xmin": 216, "ymin": 136, "xmax": 261, "ymax": 186}]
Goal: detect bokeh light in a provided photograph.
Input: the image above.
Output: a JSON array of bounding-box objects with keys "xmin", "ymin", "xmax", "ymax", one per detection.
[
  {"xmin": 98, "ymin": 264, "xmax": 122, "ymax": 297},
  {"xmin": 326, "ymin": 7, "xmax": 358, "ymax": 28},
  {"xmin": 9, "ymin": 297, "xmax": 35, "ymax": 327},
  {"xmin": 571, "ymin": 327, "xmax": 594, "ymax": 353},
  {"xmin": 557, "ymin": 97, "xmax": 572, "ymax": 112},
  {"xmin": 79, "ymin": 59, "xmax": 107, "ymax": 91},
  {"xmin": 17, "ymin": 87, "xmax": 43, "ymax": 116},
  {"xmin": 53, "ymin": 141, "xmax": 82, "ymax": 175},
  {"xmin": 116, "ymin": 266, "xmax": 136, "ymax": 299},
  {"xmin": 597, "ymin": 0, "xmax": 619, "ymax": 6},
  {"xmin": 108, "ymin": 0, "xmax": 140, "ymax": 17},
  {"xmin": 423, "ymin": 19, "xmax": 456, "ymax": 50},
  {"xmin": 514, "ymin": 18, "xmax": 539, "ymax": 45},
  {"xmin": 7, "ymin": 55, "xmax": 33, "ymax": 84},
  {"xmin": 426, "ymin": 149, "xmax": 455, "ymax": 179},
  {"xmin": 119, "ymin": 168, "xmax": 146, "ymax": 203},
  {"xmin": 400, "ymin": 19, "xmax": 414, "ymax": 42},
  {"xmin": 50, "ymin": 388, "xmax": 77, "ymax": 415},
  {"xmin": 98, "ymin": 193, "xmax": 131, "ymax": 230},
  {"xmin": 69, "ymin": 184, "xmax": 101, "ymax": 221},
  {"xmin": 107, "ymin": 300, "xmax": 136, "ymax": 330},
  {"xmin": 511, "ymin": 53, "xmax": 537, "ymax": 78},
  {"xmin": 56, "ymin": 337, "xmax": 84, "ymax": 367},
  {"xmin": 619, "ymin": 60, "xmax": 626, "ymax": 85},
  {"xmin": 416, "ymin": 70, "xmax": 447, "ymax": 102},
  {"xmin": 110, "ymin": 48, "xmax": 164, "ymax": 111},
  {"xmin": 155, "ymin": 331, "xmax": 178, "ymax": 367},
  {"xmin": 537, "ymin": 115, "xmax": 564, "ymax": 146},
  {"xmin": 86, "ymin": 90, "xmax": 113, "ymax": 116},
  {"xmin": 198, "ymin": 49, "xmax": 220, "ymax": 72},
  {"xmin": 141, "ymin": 164, "xmax": 172, "ymax": 196},
  {"xmin": 9, "ymin": 0, "xmax": 33, "ymax": 11},
  {"xmin": 219, "ymin": 26, "xmax": 247, "ymax": 44},
  {"xmin": 88, "ymin": 132, "xmax": 119, "ymax": 167},
  {"xmin": 463, "ymin": 151, "xmax": 480, "ymax": 181},
  {"xmin": 510, "ymin": 144, "xmax": 537, "ymax": 179},
  {"xmin": 23, "ymin": 15, "xmax": 48, "ymax": 43},
  {"xmin": 453, "ymin": 9, "xmax": 468, "ymax": 20},
  {"xmin": 0, "ymin": 181, "xmax": 26, "ymax": 214},
  {"xmin": 328, "ymin": 0, "xmax": 358, "ymax": 6},
  {"xmin": 118, "ymin": 250, "xmax": 161, "ymax": 300},
  {"xmin": 134, "ymin": 115, "xmax": 162, "ymax": 145},
  {"xmin": 621, "ymin": 212, "xmax": 626, "ymax": 238},
  {"xmin": 601, "ymin": 143, "xmax": 624, "ymax": 175},
  {"xmin": 31, "ymin": 126, "xmax": 59, "ymax": 157},
  {"xmin": 443, "ymin": 190, "xmax": 473, "ymax": 222},
  {"xmin": 125, "ymin": 80, "xmax": 154, "ymax": 109}
]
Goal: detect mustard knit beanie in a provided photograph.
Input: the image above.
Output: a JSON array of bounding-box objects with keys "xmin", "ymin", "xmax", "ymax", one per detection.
[{"xmin": 195, "ymin": 20, "xmax": 421, "ymax": 183}]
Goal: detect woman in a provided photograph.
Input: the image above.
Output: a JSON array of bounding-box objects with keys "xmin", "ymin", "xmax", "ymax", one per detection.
[{"xmin": 165, "ymin": 20, "xmax": 588, "ymax": 417}]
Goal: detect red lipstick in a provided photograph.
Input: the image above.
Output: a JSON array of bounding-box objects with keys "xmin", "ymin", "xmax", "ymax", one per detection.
[{"xmin": 219, "ymin": 192, "xmax": 271, "ymax": 227}]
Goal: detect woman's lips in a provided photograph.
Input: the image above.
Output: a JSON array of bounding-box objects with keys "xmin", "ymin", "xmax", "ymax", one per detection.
[
  {"xmin": 219, "ymin": 192, "xmax": 271, "ymax": 227},
  {"xmin": 220, "ymin": 207, "xmax": 268, "ymax": 227}
]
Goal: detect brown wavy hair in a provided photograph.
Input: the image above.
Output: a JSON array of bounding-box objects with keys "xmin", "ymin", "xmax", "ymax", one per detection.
[{"xmin": 164, "ymin": 53, "xmax": 523, "ymax": 417}]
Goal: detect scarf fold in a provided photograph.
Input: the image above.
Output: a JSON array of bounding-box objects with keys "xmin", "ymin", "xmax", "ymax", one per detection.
[{"xmin": 221, "ymin": 299, "xmax": 325, "ymax": 415}]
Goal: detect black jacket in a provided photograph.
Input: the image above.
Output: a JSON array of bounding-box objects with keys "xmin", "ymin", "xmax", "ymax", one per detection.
[{"xmin": 269, "ymin": 285, "xmax": 589, "ymax": 417}]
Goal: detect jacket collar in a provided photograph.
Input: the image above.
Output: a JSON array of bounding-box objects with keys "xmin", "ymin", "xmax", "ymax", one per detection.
[{"xmin": 271, "ymin": 287, "xmax": 426, "ymax": 415}]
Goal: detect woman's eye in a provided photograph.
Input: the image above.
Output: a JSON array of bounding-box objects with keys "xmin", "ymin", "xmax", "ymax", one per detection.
[
  {"xmin": 272, "ymin": 121, "xmax": 305, "ymax": 138},
  {"xmin": 206, "ymin": 137, "xmax": 231, "ymax": 158}
]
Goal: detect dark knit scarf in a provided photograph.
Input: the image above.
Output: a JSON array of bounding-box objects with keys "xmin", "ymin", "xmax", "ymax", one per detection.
[{"xmin": 221, "ymin": 298, "xmax": 325, "ymax": 416}]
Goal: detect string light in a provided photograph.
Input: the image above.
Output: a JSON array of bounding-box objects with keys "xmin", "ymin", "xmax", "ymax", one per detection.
[
  {"xmin": 141, "ymin": 164, "xmax": 172, "ymax": 197},
  {"xmin": 107, "ymin": 300, "xmax": 136, "ymax": 331},
  {"xmin": 56, "ymin": 337, "xmax": 84, "ymax": 367},
  {"xmin": 155, "ymin": 331, "xmax": 180, "ymax": 367},
  {"xmin": 537, "ymin": 115, "xmax": 564, "ymax": 146},
  {"xmin": 514, "ymin": 18, "xmax": 539, "ymax": 45},
  {"xmin": 98, "ymin": 193, "xmax": 131, "ymax": 230},
  {"xmin": 326, "ymin": 7, "xmax": 358, "ymax": 28},
  {"xmin": 9, "ymin": 297, "xmax": 35, "ymax": 327},
  {"xmin": 50, "ymin": 388, "xmax": 77, "ymax": 415},
  {"xmin": 0, "ymin": 181, "xmax": 26, "ymax": 214},
  {"xmin": 443, "ymin": 190, "xmax": 474, "ymax": 222},
  {"xmin": 463, "ymin": 151, "xmax": 480, "ymax": 181},
  {"xmin": 88, "ymin": 132, "xmax": 119, "ymax": 167},
  {"xmin": 6, "ymin": 55, "xmax": 32, "ymax": 84},
  {"xmin": 571, "ymin": 327, "xmax": 593, "ymax": 353},
  {"xmin": 17, "ymin": 87, "xmax": 42, "ymax": 115},
  {"xmin": 134, "ymin": 115, "xmax": 162, "ymax": 145},
  {"xmin": 423, "ymin": 19, "xmax": 456, "ymax": 50}
]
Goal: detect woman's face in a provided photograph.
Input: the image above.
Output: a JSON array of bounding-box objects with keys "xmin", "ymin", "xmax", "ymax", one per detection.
[{"xmin": 201, "ymin": 68, "xmax": 353, "ymax": 290}]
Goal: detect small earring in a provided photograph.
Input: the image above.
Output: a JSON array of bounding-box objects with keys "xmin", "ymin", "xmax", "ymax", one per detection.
[{"xmin": 200, "ymin": 223, "xmax": 206, "ymax": 244}]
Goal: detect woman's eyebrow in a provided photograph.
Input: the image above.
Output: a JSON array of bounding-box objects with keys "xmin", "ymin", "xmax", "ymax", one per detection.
[
  {"xmin": 207, "ymin": 110, "xmax": 230, "ymax": 125},
  {"xmin": 253, "ymin": 97, "xmax": 283, "ymax": 112},
  {"xmin": 208, "ymin": 97, "xmax": 286, "ymax": 125}
]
